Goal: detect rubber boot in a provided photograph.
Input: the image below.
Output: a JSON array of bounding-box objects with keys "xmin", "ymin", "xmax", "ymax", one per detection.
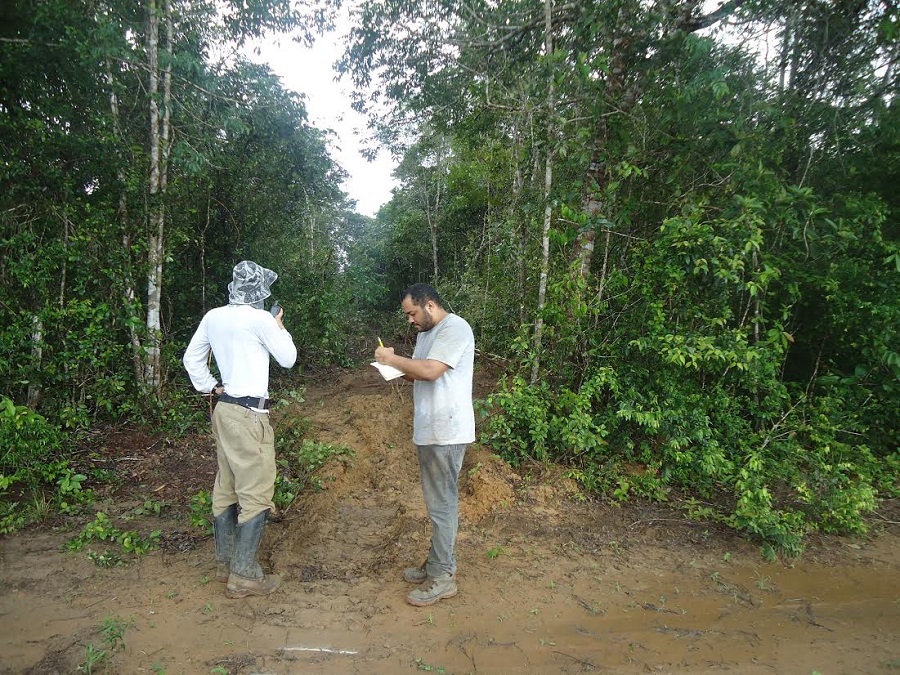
[
  {"xmin": 225, "ymin": 509, "xmax": 281, "ymax": 599},
  {"xmin": 213, "ymin": 503, "xmax": 238, "ymax": 583}
]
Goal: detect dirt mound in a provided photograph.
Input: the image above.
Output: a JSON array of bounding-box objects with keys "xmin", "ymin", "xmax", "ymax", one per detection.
[{"xmin": 270, "ymin": 368, "xmax": 520, "ymax": 585}]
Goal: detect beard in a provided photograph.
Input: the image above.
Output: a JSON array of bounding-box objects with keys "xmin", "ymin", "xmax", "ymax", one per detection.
[{"xmin": 415, "ymin": 309, "xmax": 436, "ymax": 332}]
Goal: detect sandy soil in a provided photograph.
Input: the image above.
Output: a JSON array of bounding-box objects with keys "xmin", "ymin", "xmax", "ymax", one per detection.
[{"xmin": 0, "ymin": 368, "xmax": 898, "ymax": 675}]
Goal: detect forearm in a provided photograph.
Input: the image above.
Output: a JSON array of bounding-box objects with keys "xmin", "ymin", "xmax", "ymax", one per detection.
[
  {"xmin": 271, "ymin": 336, "xmax": 297, "ymax": 369},
  {"xmin": 382, "ymin": 353, "xmax": 447, "ymax": 381},
  {"xmin": 184, "ymin": 361, "xmax": 217, "ymax": 392},
  {"xmin": 183, "ymin": 339, "xmax": 217, "ymax": 392},
  {"xmin": 264, "ymin": 324, "xmax": 298, "ymax": 368}
]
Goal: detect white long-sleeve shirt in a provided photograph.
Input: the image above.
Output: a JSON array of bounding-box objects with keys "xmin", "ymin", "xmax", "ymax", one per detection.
[{"xmin": 182, "ymin": 304, "xmax": 297, "ymax": 401}]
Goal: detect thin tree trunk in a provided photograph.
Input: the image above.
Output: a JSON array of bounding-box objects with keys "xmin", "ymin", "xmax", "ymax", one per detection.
[
  {"xmin": 145, "ymin": 0, "xmax": 161, "ymax": 390},
  {"xmin": 59, "ymin": 208, "xmax": 68, "ymax": 307},
  {"xmin": 27, "ymin": 315, "xmax": 42, "ymax": 408},
  {"xmin": 107, "ymin": 58, "xmax": 145, "ymax": 384},
  {"xmin": 576, "ymin": 13, "xmax": 631, "ymax": 283},
  {"xmin": 144, "ymin": 0, "xmax": 172, "ymax": 395},
  {"xmin": 31, "ymin": 208, "xmax": 71, "ymax": 407},
  {"xmin": 752, "ymin": 249, "xmax": 761, "ymax": 344},
  {"xmin": 531, "ymin": 155, "xmax": 553, "ymax": 385},
  {"xmin": 425, "ymin": 184, "xmax": 440, "ymax": 281},
  {"xmin": 421, "ymin": 140, "xmax": 445, "ymax": 282},
  {"xmin": 530, "ymin": 0, "xmax": 555, "ymax": 385},
  {"xmin": 430, "ymin": 215, "xmax": 439, "ymax": 282},
  {"xmin": 201, "ymin": 195, "xmax": 210, "ymax": 312},
  {"xmin": 778, "ymin": 9, "xmax": 793, "ymax": 95},
  {"xmin": 509, "ymin": 116, "xmax": 527, "ymax": 324},
  {"xmin": 596, "ymin": 228, "xmax": 611, "ymax": 304}
]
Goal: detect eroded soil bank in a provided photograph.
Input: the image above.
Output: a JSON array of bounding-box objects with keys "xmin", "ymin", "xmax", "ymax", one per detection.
[{"xmin": 1, "ymin": 369, "xmax": 898, "ymax": 674}]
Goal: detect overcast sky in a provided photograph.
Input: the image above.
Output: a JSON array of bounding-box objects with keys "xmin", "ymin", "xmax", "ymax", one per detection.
[{"xmin": 251, "ymin": 24, "xmax": 398, "ymax": 217}]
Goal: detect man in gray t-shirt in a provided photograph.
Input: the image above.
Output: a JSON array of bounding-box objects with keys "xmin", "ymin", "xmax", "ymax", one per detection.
[{"xmin": 375, "ymin": 283, "xmax": 475, "ymax": 607}]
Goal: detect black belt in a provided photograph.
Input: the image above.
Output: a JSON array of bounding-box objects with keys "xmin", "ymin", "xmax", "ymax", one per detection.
[{"xmin": 218, "ymin": 393, "xmax": 270, "ymax": 410}]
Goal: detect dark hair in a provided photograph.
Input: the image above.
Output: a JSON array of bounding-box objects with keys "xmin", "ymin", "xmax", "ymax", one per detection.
[{"xmin": 403, "ymin": 283, "xmax": 445, "ymax": 309}]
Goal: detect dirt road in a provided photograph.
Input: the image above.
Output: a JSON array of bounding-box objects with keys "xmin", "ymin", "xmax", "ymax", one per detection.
[{"xmin": 1, "ymin": 370, "xmax": 898, "ymax": 674}]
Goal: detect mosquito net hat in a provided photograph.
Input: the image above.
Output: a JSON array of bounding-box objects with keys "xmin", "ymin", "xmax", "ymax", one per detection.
[{"xmin": 228, "ymin": 260, "xmax": 277, "ymax": 306}]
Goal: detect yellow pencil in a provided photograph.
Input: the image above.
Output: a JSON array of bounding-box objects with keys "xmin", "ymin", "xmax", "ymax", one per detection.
[{"xmin": 378, "ymin": 337, "xmax": 384, "ymax": 348}]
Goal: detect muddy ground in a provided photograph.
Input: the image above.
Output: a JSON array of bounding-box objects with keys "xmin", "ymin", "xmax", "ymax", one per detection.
[{"xmin": 1, "ymin": 368, "xmax": 898, "ymax": 674}]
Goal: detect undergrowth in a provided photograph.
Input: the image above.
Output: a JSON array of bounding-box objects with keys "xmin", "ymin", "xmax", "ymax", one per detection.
[{"xmin": 482, "ymin": 367, "xmax": 895, "ymax": 558}]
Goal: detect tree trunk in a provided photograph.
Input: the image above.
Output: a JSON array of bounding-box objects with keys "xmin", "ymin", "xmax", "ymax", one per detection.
[
  {"xmin": 144, "ymin": 0, "xmax": 172, "ymax": 396},
  {"xmin": 509, "ymin": 116, "xmax": 527, "ymax": 324},
  {"xmin": 201, "ymin": 195, "xmax": 210, "ymax": 312},
  {"xmin": 26, "ymin": 314, "xmax": 42, "ymax": 408},
  {"xmin": 595, "ymin": 227, "xmax": 611, "ymax": 305},
  {"xmin": 421, "ymin": 140, "xmax": 445, "ymax": 282},
  {"xmin": 778, "ymin": 8, "xmax": 794, "ymax": 95},
  {"xmin": 530, "ymin": 0, "xmax": 555, "ymax": 385},
  {"xmin": 430, "ymin": 216, "xmax": 439, "ymax": 282},
  {"xmin": 106, "ymin": 59, "xmax": 145, "ymax": 384},
  {"xmin": 58, "ymin": 207, "xmax": 68, "ymax": 307},
  {"xmin": 576, "ymin": 8, "xmax": 632, "ymax": 284}
]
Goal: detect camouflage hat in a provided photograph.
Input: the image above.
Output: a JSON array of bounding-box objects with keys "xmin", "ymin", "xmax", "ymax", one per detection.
[{"xmin": 227, "ymin": 260, "xmax": 277, "ymax": 305}]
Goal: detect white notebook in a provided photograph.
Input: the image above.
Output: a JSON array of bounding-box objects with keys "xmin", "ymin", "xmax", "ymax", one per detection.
[{"xmin": 371, "ymin": 362, "xmax": 405, "ymax": 381}]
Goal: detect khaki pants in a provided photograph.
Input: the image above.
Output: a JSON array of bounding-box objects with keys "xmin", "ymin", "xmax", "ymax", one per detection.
[{"xmin": 211, "ymin": 402, "xmax": 276, "ymax": 523}]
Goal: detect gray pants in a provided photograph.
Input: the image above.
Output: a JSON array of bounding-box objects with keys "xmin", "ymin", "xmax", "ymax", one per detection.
[{"xmin": 417, "ymin": 444, "xmax": 467, "ymax": 578}]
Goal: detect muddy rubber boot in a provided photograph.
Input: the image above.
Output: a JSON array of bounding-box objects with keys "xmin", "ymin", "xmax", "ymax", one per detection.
[
  {"xmin": 225, "ymin": 509, "xmax": 281, "ymax": 599},
  {"xmin": 213, "ymin": 503, "xmax": 238, "ymax": 583}
]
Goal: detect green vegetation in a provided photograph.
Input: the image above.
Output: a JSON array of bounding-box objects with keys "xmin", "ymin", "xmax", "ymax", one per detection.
[
  {"xmin": 340, "ymin": 0, "xmax": 899, "ymax": 555},
  {"xmin": 1, "ymin": 0, "xmax": 896, "ymax": 557},
  {"xmin": 67, "ymin": 512, "xmax": 161, "ymax": 562},
  {"xmin": 486, "ymin": 546, "xmax": 506, "ymax": 559},
  {"xmin": 272, "ymin": 390, "xmax": 356, "ymax": 507},
  {"xmin": 0, "ymin": 396, "xmax": 91, "ymax": 533},
  {"xmin": 274, "ymin": 438, "xmax": 355, "ymax": 509},
  {"xmin": 77, "ymin": 643, "xmax": 108, "ymax": 675},
  {"xmin": 189, "ymin": 490, "xmax": 214, "ymax": 533},
  {"xmin": 77, "ymin": 615, "xmax": 133, "ymax": 674},
  {"xmin": 185, "ymin": 412, "xmax": 353, "ymax": 528},
  {"xmin": 414, "ymin": 657, "xmax": 447, "ymax": 673}
]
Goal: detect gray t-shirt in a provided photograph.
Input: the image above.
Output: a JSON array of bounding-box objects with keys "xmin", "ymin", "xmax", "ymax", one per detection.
[{"xmin": 411, "ymin": 313, "xmax": 476, "ymax": 446}]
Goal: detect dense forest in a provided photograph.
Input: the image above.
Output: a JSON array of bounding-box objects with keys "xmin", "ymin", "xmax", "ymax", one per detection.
[{"xmin": 1, "ymin": 0, "xmax": 897, "ymax": 557}]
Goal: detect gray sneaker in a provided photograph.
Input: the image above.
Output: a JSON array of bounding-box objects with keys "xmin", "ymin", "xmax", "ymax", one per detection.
[
  {"xmin": 225, "ymin": 572, "xmax": 281, "ymax": 599},
  {"xmin": 406, "ymin": 574, "xmax": 458, "ymax": 607},
  {"xmin": 402, "ymin": 564, "xmax": 428, "ymax": 584}
]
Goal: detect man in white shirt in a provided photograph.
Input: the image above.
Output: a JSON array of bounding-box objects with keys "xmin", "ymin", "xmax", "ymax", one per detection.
[
  {"xmin": 183, "ymin": 261, "xmax": 297, "ymax": 599},
  {"xmin": 374, "ymin": 283, "xmax": 475, "ymax": 607}
]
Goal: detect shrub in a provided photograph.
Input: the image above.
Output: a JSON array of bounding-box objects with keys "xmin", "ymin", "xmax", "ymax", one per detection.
[{"xmin": 0, "ymin": 395, "xmax": 90, "ymax": 533}]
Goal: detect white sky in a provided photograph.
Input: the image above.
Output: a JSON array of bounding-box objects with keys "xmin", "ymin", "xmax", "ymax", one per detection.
[{"xmin": 251, "ymin": 24, "xmax": 398, "ymax": 217}]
